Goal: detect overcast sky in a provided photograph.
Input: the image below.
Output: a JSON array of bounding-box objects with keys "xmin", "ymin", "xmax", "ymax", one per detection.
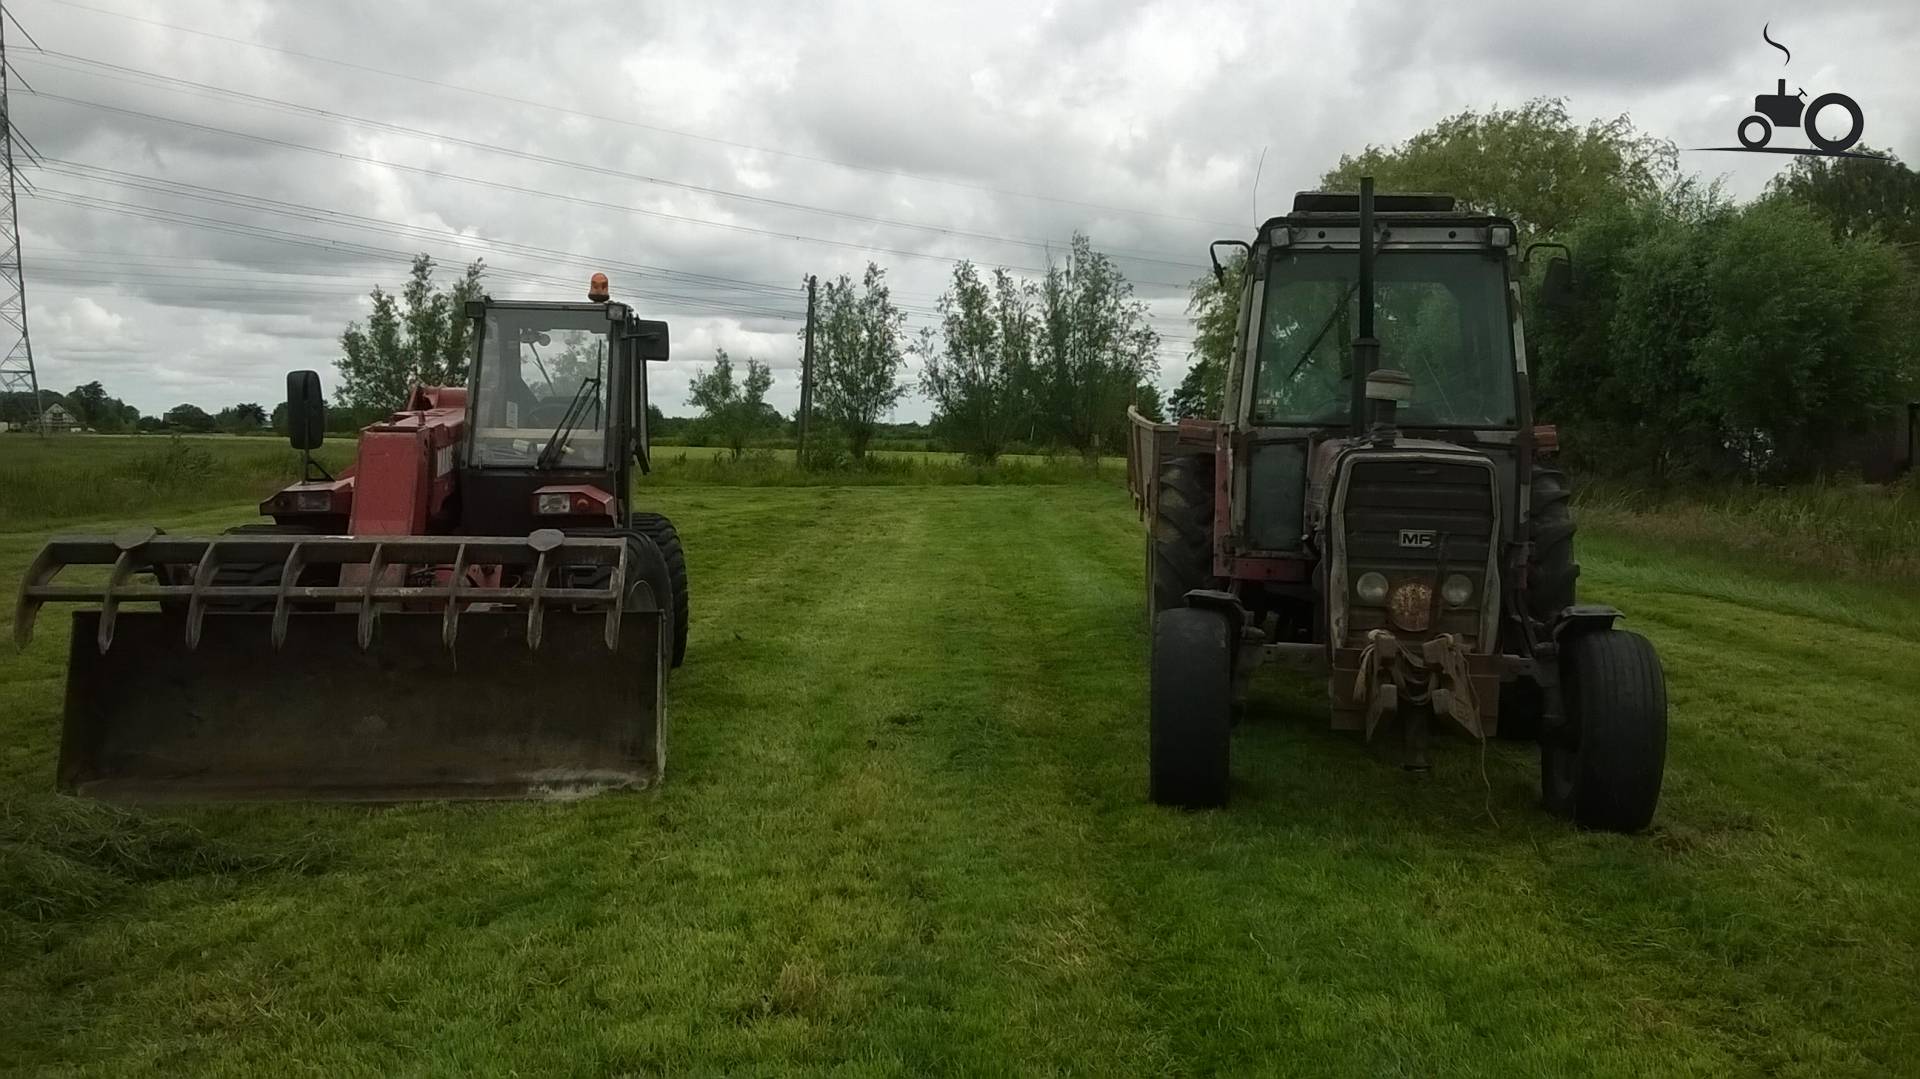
[{"xmin": 7, "ymin": 0, "xmax": 1917, "ymax": 421}]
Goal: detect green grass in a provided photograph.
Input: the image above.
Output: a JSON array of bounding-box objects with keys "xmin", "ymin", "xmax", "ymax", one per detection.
[
  {"xmin": 1577, "ymin": 476, "xmax": 1920, "ymax": 584},
  {"xmin": 1, "ymin": 447, "xmax": 1917, "ymax": 1074}
]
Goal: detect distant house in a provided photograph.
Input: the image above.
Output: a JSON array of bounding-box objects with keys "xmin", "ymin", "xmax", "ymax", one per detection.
[{"xmin": 40, "ymin": 403, "xmax": 80, "ymax": 432}]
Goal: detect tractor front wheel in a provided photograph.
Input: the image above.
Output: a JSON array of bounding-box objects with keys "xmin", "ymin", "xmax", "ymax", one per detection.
[
  {"xmin": 1149, "ymin": 607, "xmax": 1232, "ymax": 808},
  {"xmin": 1541, "ymin": 629, "xmax": 1668, "ymax": 832}
]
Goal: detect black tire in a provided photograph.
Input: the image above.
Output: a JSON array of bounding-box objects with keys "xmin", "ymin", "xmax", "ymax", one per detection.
[
  {"xmin": 1526, "ymin": 466, "xmax": 1578, "ymax": 623},
  {"xmin": 629, "ymin": 512, "xmax": 689, "ymax": 668},
  {"xmin": 1151, "ymin": 454, "xmax": 1214, "ymax": 622},
  {"xmin": 164, "ymin": 523, "xmax": 332, "ymax": 612},
  {"xmin": 1541, "ymin": 629, "xmax": 1668, "ymax": 832},
  {"xmin": 1149, "ymin": 607, "xmax": 1232, "ymax": 808},
  {"xmin": 1737, "ymin": 114, "xmax": 1771, "ymax": 149}
]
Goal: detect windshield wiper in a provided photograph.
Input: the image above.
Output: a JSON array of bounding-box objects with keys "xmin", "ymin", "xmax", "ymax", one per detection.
[
  {"xmin": 535, "ymin": 376, "xmax": 600, "ymax": 469},
  {"xmin": 1284, "ymin": 279, "xmax": 1360, "ymax": 384}
]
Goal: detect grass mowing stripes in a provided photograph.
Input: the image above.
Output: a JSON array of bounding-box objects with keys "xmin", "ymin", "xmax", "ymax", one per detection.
[{"xmin": 0, "ymin": 465, "xmax": 1915, "ymax": 1072}]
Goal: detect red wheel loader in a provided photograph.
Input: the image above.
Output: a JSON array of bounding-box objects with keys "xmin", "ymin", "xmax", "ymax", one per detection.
[
  {"xmin": 14, "ymin": 278, "xmax": 689, "ymax": 803},
  {"xmin": 1128, "ymin": 181, "xmax": 1668, "ymax": 832}
]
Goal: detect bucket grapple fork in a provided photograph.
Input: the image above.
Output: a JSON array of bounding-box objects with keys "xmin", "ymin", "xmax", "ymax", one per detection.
[{"xmin": 16, "ymin": 529, "xmax": 670, "ymax": 804}]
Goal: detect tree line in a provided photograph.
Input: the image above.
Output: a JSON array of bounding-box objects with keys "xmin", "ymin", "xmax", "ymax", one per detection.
[
  {"xmin": 0, "ymin": 382, "xmax": 279, "ymax": 435},
  {"xmin": 1171, "ymin": 98, "xmax": 1920, "ymax": 483},
  {"xmin": 684, "ymin": 234, "xmax": 1163, "ymax": 464}
]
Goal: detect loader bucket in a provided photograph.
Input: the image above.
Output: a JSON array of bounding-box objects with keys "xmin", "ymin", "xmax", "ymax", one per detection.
[{"xmin": 18, "ymin": 529, "xmax": 669, "ymax": 803}]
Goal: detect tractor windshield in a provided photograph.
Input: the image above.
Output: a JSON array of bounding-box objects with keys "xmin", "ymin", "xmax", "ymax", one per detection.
[
  {"xmin": 469, "ymin": 309, "xmax": 612, "ymax": 467},
  {"xmin": 1251, "ymin": 251, "xmax": 1517, "ymax": 428}
]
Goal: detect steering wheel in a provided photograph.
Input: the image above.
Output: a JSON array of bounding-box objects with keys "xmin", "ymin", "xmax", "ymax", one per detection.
[{"xmin": 528, "ymin": 401, "xmax": 573, "ymax": 427}]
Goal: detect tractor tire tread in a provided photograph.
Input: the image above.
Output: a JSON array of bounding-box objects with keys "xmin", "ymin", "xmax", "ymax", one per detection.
[
  {"xmin": 1149, "ymin": 607, "xmax": 1232, "ymax": 808},
  {"xmin": 1527, "ymin": 466, "xmax": 1579, "ymax": 622},
  {"xmin": 1151, "ymin": 454, "xmax": 1215, "ymax": 621},
  {"xmin": 629, "ymin": 512, "xmax": 690, "ymax": 668},
  {"xmin": 1545, "ymin": 629, "xmax": 1667, "ymax": 832}
]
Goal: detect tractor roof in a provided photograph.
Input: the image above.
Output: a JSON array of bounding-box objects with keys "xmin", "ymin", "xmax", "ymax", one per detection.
[
  {"xmin": 1257, "ymin": 191, "xmax": 1516, "ymax": 240},
  {"xmin": 1291, "ymin": 191, "xmax": 1456, "ymax": 213}
]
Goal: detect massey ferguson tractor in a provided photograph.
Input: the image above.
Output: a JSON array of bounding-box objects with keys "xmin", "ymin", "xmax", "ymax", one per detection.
[
  {"xmin": 15, "ymin": 276, "xmax": 689, "ymax": 802},
  {"xmin": 1128, "ymin": 181, "xmax": 1668, "ymax": 832}
]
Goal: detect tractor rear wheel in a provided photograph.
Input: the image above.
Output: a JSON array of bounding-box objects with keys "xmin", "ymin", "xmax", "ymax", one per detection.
[
  {"xmin": 629, "ymin": 512, "xmax": 689, "ymax": 668},
  {"xmin": 1526, "ymin": 466, "xmax": 1578, "ymax": 622},
  {"xmin": 1149, "ymin": 607, "xmax": 1232, "ymax": 808},
  {"xmin": 1541, "ymin": 629, "xmax": 1667, "ymax": 832},
  {"xmin": 1505, "ymin": 466, "xmax": 1580, "ymax": 738},
  {"xmin": 1150, "ymin": 453, "xmax": 1214, "ymax": 623}
]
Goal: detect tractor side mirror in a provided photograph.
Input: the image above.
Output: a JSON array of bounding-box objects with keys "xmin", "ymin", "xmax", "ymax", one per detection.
[
  {"xmin": 286, "ymin": 370, "xmax": 326, "ymax": 450},
  {"xmin": 1209, "ymin": 240, "xmax": 1251, "ymax": 286},
  {"xmin": 1540, "ymin": 257, "xmax": 1575, "ymax": 313},
  {"xmin": 630, "ymin": 319, "xmax": 670, "ymax": 362}
]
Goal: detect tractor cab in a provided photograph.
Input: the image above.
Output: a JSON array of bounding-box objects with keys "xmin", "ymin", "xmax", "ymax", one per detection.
[{"xmin": 455, "ymin": 297, "xmax": 668, "ymax": 536}]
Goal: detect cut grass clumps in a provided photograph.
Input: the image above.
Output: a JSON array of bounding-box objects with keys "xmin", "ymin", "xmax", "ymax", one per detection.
[{"xmin": 0, "ymin": 795, "xmax": 334, "ymax": 934}]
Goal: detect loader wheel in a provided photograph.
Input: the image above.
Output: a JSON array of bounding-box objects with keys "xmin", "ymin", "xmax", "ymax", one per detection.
[
  {"xmin": 164, "ymin": 524, "xmax": 334, "ymax": 612},
  {"xmin": 616, "ymin": 533, "xmax": 678, "ymax": 670},
  {"xmin": 1149, "ymin": 607, "xmax": 1232, "ymax": 808},
  {"xmin": 630, "ymin": 512, "xmax": 689, "ymax": 668},
  {"xmin": 1541, "ymin": 629, "xmax": 1668, "ymax": 833},
  {"xmin": 1150, "ymin": 453, "xmax": 1215, "ymax": 623},
  {"xmin": 1526, "ymin": 466, "xmax": 1578, "ymax": 622}
]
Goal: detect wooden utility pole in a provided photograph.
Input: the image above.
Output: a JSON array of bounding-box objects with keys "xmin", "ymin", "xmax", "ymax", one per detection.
[{"xmin": 797, "ymin": 274, "xmax": 817, "ymax": 460}]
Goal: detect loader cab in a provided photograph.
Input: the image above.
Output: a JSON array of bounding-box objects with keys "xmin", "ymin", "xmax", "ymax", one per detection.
[{"xmin": 458, "ymin": 295, "xmax": 669, "ymax": 534}]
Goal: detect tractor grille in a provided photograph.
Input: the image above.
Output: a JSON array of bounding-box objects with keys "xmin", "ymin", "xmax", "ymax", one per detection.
[{"xmin": 1340, "ymin": 456, "xmax": 1496, "ymax": 644}]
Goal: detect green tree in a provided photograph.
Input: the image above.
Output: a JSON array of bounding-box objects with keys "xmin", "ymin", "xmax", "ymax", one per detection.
[
  {"xmin": 218, "ymin": 402, "xmax": 268, "ymax": 431},
  {"xmin": 687, "ymin": 348, "xmax": 775, "ymax": 459},
  {"xmin": 1693, "ymin": 199, "xmax": 1912, "ymax": 471},
  {"xmin": 337, "ymin": 254, "xmax": 487, "ymax": 409},
  {"xmin": 812, "ymin": 263, "xmax": 908, "ymax": 459},
  {"xmin": 1767, "ymin": 147, "xmax": 1920, "ymax": 245},
  {"xmin": 164, "ymin": 403, "xmax": 214, "ymax": 432},
  {"xmin": 917, "ymin": 261, "xmax": 1029, "ymax": 463},
  {"xmin": 67, "ymin": 381, "xmax": 109, "ymax": 428},
  {"xmin": 1322, "ymin": 98, "xmax": 1677, "ymax": 237},
  {"xmin": 1034, "ymin": 233, "xmax": 1159, "ymax": 457},
  {"xmin": 1170, "ymin": 256, "xmax": 1245, "ymax": 419}
]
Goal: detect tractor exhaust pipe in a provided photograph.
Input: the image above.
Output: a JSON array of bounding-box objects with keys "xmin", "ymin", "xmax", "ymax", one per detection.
[{"xmin": 1351, "ymin": 176, "xmax": 1380, "ymax": 436}]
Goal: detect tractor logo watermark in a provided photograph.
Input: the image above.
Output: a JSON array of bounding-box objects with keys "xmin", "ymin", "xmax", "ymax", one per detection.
[{"xmin": 1695, "ymin": 24, "xmax": 1886, "ymax": 159}]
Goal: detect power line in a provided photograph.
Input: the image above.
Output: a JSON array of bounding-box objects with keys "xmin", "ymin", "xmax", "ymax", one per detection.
[
  {"xmin": 23, "ymin": 89, "xmax": 1203, "ymax": 287},
  {"xmin": 35, "ymin": 152, "xmax": 807, "ymax": 297},
  {"xmin": 33, "ymin": 0, "xmax": 1245, "ymax": 230},
  {"xmin": 15, "ymin": 47, "xmax": 1210, "ymax": 271},
  {"xmin": 23, "ymin": 188, "xmax": 807, "ymax": 322}
]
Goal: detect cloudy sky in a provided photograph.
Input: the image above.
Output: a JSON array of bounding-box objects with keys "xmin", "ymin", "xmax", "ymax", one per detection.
[{"xmin": 7, "ymin": 0, "xmax": 1917, "ymax": 421}]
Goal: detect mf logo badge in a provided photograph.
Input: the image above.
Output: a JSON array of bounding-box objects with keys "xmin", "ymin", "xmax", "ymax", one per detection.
[{"xmin": 1398, "ymin": 529, "xmax": 1436, "ymax": 550}]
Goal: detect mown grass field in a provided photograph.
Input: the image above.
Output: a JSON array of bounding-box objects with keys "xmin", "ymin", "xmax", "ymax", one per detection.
[{"xmin": 2, "ymin": 439, "xmax": 1917, "ymax": 1075}]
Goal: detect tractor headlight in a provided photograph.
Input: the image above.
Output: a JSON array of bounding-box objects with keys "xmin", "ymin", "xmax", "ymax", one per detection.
[
  {"xmin": 537, "ymin": 492, "xmax": 573, "ymax": 515},
  {"xmin": 278, "ymin": 490, "xmax": 332, "ymax": 513},
  {"xmin": 1355, "ymin": 571, "xmax": 1389, "ymax": 605},
  {"xmin": 1442, "ymin": 573, "xmax": 1473, "ymax": 607}
]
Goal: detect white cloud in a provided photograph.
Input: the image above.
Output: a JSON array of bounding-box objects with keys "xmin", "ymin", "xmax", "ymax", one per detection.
[{"xmin": 4, "ymin": 0, "xmax": 1915, "ymax": 419}]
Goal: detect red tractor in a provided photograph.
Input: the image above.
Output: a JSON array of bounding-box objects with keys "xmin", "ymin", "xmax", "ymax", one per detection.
[
  {"xmin": 16, "ymin": 278, "xmax": 689, "ymax": 802},
  {"xmin": 1128, "ymin": 181, "xmax": 1668, "ymax": 831}
]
